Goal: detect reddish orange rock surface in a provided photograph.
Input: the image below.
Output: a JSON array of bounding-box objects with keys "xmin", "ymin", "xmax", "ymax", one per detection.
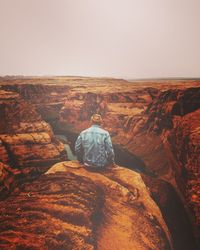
[
  {"xmin": 35, "ymin": 79, "xmax": 199, "ymax": 245},
  {"xmin": 0, "ymin": 161, "xmax": 173, "ymax": 250},
  {"xmin": 0, "ymin": 89, "xmax": 67, "ymax": 195},
  {"xmin": 0, "ymin": 77, "xmax": 199, "ymax": 248},
  {"xmin": 0, "ymin": 162, "xmax": 22, "ymax": 199}
]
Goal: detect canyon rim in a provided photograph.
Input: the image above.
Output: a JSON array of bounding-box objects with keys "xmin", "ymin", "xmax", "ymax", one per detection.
[{"xmin": 0, "ymin": 76, "xmax": 199, "ymax": 250}]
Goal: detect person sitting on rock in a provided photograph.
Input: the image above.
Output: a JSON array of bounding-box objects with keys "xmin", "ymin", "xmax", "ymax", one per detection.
[{"xmin": 75, "ymin": 113, "xmax": 115, "ymax": 170}]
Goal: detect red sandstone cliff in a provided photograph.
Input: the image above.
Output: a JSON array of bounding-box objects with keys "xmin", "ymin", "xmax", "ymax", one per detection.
[
  {"xmin": 2, "ymin": 79, "xmax": 199, "ymax": 225},
  {"xmin": 53, "ymin": 81, "xmax": 200, "ymax": 247},
  {"xmin": 135, "ymin": 88, "xmax": 200, "ymax": 229},
  {"xmin": 0, "ymin": 88, "xmax": 67, "ymax": 196},
  {"xmin": 0, "ymin": 77, "xmax": 199, "ymax": 249}
]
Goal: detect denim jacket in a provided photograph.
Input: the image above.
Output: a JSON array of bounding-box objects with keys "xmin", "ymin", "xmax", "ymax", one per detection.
[{"xmin": 75, "ymin": 125, "xmax": 115, "ymax": 168}]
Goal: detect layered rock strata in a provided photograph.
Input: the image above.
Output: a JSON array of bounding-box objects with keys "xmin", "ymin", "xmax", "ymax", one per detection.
[
  {"xmin": 0, "ymin": 161, "xmax": 173, "ymax": 250},
  {"xmin": 139, "ymin": 88, "xmax": 200, "ymax": 228},
  {"xmin": 0, "ymin": 89, "xmax": 67, "ymax": 196},
  {"xmin": 56, "ymin": 84, "xmax": 200, "ymax": 245},
  {"xmin": 0, "ymin": 162, "xmax": 21, "ymax": 199},
  {"xmin": 0, "ymin": 77, "xmax": 199, "ymax": 247},
  {"xmin": 2, "ymin": 83, "xmax": 71, "ymax": 122}
]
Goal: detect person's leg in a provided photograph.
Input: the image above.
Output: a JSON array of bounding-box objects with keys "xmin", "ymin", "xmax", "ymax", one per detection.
[{"xmin": 85, "ymin": 165, "xmax": 106, "ymax": 173}]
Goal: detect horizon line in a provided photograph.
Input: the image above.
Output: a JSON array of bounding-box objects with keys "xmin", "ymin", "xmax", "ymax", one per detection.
[{"xmin": 1, "ymin": 75, "xmax": 200, "ymax": 81}]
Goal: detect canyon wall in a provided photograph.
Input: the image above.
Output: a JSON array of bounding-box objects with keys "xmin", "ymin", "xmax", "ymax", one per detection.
[
  {"xmin": 0, "ymin": 88, "xmax": 67, "ymax": 197},
  {"xmin": 0, "ymin": 77, "xmax": 199, "ymax": 249},
  {"xmin": 137, "ymin": 88, "xmax": 200, "ymax": 230},
  {"xmin": 55, "ymin": 82, "xmax": 200, "ymax": 236}
]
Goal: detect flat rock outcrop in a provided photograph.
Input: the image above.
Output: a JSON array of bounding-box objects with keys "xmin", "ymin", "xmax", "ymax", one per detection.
[{"xmin": 0, "ymin": 161, "xmax": 172, "ymax": 250}]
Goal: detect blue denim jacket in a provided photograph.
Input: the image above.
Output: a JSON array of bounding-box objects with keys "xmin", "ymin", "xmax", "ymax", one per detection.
[{"xmin": 75, "ymin": 125, "xmax": 115, "ymax": 168}]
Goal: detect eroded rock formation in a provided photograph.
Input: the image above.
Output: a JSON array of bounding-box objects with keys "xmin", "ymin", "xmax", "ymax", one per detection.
[
  {"xmin": 59, "ymin": 88, "xmax": 158, "ymax": 135},
  {"xmin": 0, "ymin": 162, "xmax": 22, "ymax": 199},
  {"xmin": 54, "ymin": 81, "xmax": 200, "ymax": 246},
  {"xmin": 0, "ymin": 161, "xmax": 173, "ymax": 250},
  {"xmin": 1, "ymin": 83, "xmax": 70, "ymax": 123},
  {"xmin": 0, "ymin": 89, "xmax": 67, "ymax": 196},
  {"xmin": 0, "ymin": 77, "xmax": 199, "ymax": 249},
  {"xmin": 139, "ymin": 88, "xmax": 200, "ymax": 229}
]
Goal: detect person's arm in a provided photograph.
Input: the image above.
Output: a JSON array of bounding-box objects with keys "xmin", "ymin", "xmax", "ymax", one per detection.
[
  {"xmin": 105, "ymin": 133, "xmax": 115, "ymax": 164},
  {"xmin": 75, "ymin": 134, "xmax": 83, "ymax": 163}
]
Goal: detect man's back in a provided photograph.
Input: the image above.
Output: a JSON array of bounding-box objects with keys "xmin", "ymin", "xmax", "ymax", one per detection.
[{"xmin": 75, "ymin": 124, "xmax": 114, "ymax": 168}]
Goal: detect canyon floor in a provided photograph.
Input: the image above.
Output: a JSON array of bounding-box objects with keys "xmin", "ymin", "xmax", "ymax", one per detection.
[{"xmin": 0, "ymin": 77, "xmax": 199, "ymax": 250}]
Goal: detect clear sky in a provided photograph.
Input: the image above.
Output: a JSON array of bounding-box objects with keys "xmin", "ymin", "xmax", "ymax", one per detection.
[{"xmin": 0, "ymin": 0, "xmax": 200, "ymax": 79}]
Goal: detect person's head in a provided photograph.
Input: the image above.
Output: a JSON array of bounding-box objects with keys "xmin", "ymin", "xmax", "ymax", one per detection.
[{"xmin": 90, "ymin": 114, "xmax": 102, "ymax": 125}]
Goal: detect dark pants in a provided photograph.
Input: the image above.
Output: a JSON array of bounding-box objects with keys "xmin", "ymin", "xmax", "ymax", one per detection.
[
  {"xmin": 84, "ymin": 162, "xmax": 115, "ymax": 172},
  {"xmin": 84, "ymin": 165, "xmax": 106, "ymax": 172}
]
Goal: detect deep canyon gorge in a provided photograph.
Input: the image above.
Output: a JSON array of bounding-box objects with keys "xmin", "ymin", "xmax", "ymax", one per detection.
[{"xmin": 0, "ymin": 76, "xmax": 199, "ymax": 250}]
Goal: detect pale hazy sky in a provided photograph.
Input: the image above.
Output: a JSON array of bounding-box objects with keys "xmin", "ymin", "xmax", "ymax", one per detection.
[{"xmin": 0, "ymin": 0, "xmax": 200, "ymax": 79}]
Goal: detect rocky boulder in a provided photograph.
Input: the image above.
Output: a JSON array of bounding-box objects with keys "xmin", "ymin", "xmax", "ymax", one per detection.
[{"xmin": 0, "ymin": 161, "xmax": 172, "ymax": 250}]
